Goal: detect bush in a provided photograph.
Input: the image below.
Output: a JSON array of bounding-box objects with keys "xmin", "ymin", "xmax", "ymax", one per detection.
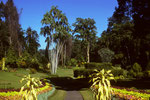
[
  {"xmin": 66, "ymin": 58, "xmax": 78, "ymax": 67},
  {"xmin": 128, "ymin": 63, "xmax": 143, "ymax": 78},
  {"xmin": 98, "ymin": 48, "xmax": 114, "ymax": 62},
  {"xmin": 144, "ymin": 70, "xmax": 150, "ymax": 78},
  {"xmin": 146, "ymin": 61, "xmax": 150, "ymax": 70},
  {"xmin": 29, "ymin": 68, "xmax": 37, "ymax": 74},
  {"xmin": 70, "ymin": 58, "xmax": 77, "ymax": 67},
  {"xmin": 84, "ymin": 62, "xmax": 112, "ymax": 70},
  {"xmin": 6, "ymin": 47, "xmax": 18, "ymax": 68},
  {"xmin": 111, "ymin": 67, "xmax": 128, "ymax": 77},
  {"xmin": 74, "ymin": 69, "xmax": 94, "ymax": 78}
]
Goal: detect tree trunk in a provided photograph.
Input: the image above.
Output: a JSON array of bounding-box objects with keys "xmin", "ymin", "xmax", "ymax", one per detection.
[
  {"xmin": 87, "ymin": 42, "xmax": 90, "ymax": 63},
  {"xmin": 61, "ymin": 46, "xmax": 64, "ymax": 66},
  {"xmin": 64, "ymin": 44, "xmax": 66, "ymax": 66}
]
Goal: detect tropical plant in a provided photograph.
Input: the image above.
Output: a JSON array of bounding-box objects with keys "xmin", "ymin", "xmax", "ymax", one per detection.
[
  {"xmin": 90, "ymin": 69, "xmax": 114, "ymax": 100},
  {"xmin": 19, "ymin": 74, "xmax": 42, "ymax": 100},
  {"xmin": 0, "ymin": 57, "xmax": 7, "ymax": 70}
]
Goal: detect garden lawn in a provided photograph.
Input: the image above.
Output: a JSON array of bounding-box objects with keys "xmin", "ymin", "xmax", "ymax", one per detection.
[
  {"xmin": 80, "ymin": 88, "xmax": 94, "ymax": 100},
  {"xmin": 48, "ymin": 90, "xmax": 66, "ymax": 100},
  {"xmin": 0, "ymin": 68, "xmax": 48, "ymax": 89},
  {"xmin": 56, "ymin": 68, "xmax": 74, "ymax": 77}
]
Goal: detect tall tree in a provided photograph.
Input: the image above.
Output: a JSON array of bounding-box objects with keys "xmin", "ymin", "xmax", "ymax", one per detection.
[
  {"xmin": 25, "ymin": 27, "xmax": 40, "ymax": 56},
  {"xmin": 73, "ymin": 18, "xmax": 97, "ymax": 63},
  {"xmin": 4, "ymin": 0, "xmax": 22, "ymax": 56},
  {"xmin": 0, "ymin": 1, "xmax": 9, "ymax": 58},
  {"xmin": 41, "ymin": 6, "xmax": 71, "ymax": 65}
]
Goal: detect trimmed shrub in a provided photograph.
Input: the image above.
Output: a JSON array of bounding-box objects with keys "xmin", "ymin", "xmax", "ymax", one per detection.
[
  {"xmin": 74, "ymin": 69, "xmax": 94, "ymax": 78},
  {"xmin": 84, "ymin": 62, "xmax": 112, "ymax": 70},
  {"xmin": 111, "ymin": 67, "xmax": 128, "ymax": 77},
  {"xmin": 128, "ymin": 63, "xmax": 143, "ymax": 78}
]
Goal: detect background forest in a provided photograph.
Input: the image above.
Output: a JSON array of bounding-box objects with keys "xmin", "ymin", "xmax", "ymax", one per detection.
[{"xmin": 0, "ymin": 0, "xmax": 150, "ymax": 79}]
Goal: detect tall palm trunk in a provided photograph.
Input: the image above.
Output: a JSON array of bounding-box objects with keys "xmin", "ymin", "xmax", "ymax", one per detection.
[{"xmin": 87, "ymin": 42, "xmax": 90, "ymax": 63}]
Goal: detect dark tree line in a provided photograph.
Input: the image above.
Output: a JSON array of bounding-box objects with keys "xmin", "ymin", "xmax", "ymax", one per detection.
[
  {"xmin": 1, "ymin": 0, "xmax": 150, "ymax": 72},
  {"xmin": 97, "ymin": 0, "xmax": 150, "ymax": 70},
  {"xmin": 0, "ymin": 0, "xmax": 40, "ymax": 59}
]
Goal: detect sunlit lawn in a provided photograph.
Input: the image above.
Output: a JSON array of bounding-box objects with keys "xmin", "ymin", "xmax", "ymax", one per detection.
[
  {"xmin": 56, "ymin": 67, "xmax": 74, "ymax": 77},
  {"xmin": 80, "ymin": 88, "xmax": 94, "ymax": 100},
  {"xmin": 48, "ymin": 90, "xmax": 66, "ymax": 100},
  {"xmin": 0, "ymin": 68, "xmax": 48, "ymax": 89}
]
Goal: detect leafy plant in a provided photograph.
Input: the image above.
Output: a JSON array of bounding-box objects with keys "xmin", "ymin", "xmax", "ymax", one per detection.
[
  {"xmin": 90, "ymin": 69, "xmax": 114, "ymax": 100},
  {"xmin": 112, "ymin": 87, "xmax": 150, "ymax": 99},
  {"xmin": 129, "ymin": 62, "xmax": 143, "ymax": 78},
  {"xmin": 29, "ymin": 68, "xmax": 37, "ymax": 74},
  {"xmin": 19, "ymin": 74, "xmax": 42, "ymax": 100},
  {"xmin": 98, "ymin": 48, "xmax": 114, "ymax": 63},
  {"xmin": 0, "ymin": 57, "xmax": 7, "ymax": 71}
]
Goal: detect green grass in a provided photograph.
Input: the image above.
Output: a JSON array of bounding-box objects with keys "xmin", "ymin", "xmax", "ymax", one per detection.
[
  {"xmin": 56, "ymin": 68, "xmax": 74, "ymax": 77},
  {"xmin": 48, "ymin": 90, "xmax": 66, "ymax": 100},
  {"xmin": 80, "ymin": 88, "xmax": 94, "ymax": 100},
  {"xmin": 0, "ymin": 68, "xmax": 48, "ymax": 89}
]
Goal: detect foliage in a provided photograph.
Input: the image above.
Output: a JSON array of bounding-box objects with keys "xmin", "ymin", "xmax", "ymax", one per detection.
[
  {"xmin": 74, "ymin": 69, "xmax": 94, "ymax": 78},
  {"xmin": 146, "ymin": 61, "xmax": 150, "ymax": 70},
  {"xmin": 19, "ymin": 74, "xmax": 42, "ymax": 100},
  {"xmin": 112, "ymin": 87, "xmax": 150, "ymax": 100},
  {"xmin": 25, "ymin": 27, "xmax": 40, "ymax": 56},
  {"xmin": 90, "ymin": 69, "xmax": 114, "ymax": 100},
  {"xmin": 129, "ymin": 63, "xmax": 143, "ymax": 78},
  {"xmin": 66, "ymin": 58, "xmax": 78, "ymax": 67},
  {"xmin": 85, "ymin": 62, "xmax": 112, "ymax": 70},
  {"xmin": 41, "ymin": 6, "xmax": 70, "ymax": 62},
  {"xmin": 0, "ymin": 82, "xmax": 53, "ymax": 100},
  {"xmin": 0, "ymin": 57, "xmax": 7, "ymax": 70},
  {"xmin": 73, "ymin": 18, "xmax": 97, "ymax": 63},
  {"xmin": 6, "ymin": 47, "xmax": 17, "ymax": 68},
  {"xmin": 98, "ymin": 48, "xmax": 114, "ymax": 63},
  {"xmin": 111, "ymin": 66, "xmax": 128, "ymax": 78},
  {"xmin": 29, "ymin": 68, "xmax": 37, "ymax": 74}
]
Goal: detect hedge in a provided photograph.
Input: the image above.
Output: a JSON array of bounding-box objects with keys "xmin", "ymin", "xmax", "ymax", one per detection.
[
  {"xmin": 84, "ymin": 62, "xmax": 112, "ymax": 70},
  {"xmin": 74, "ymin": 69, "xmax": 95, "ymax": 78}
]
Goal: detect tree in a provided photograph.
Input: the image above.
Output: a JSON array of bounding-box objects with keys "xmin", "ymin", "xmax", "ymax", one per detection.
[
  {"xmin": 98, "ymin": 48, "xmax": 114, "ymax": 63},
  {"xmin": 41, "ymin": 6, "xmax": 71, "ymax": 63},
  {"xmin": 41, "ymin": 6, "xmax": 71, "ymax": 73},
  {"xmin": 25, "ymin": 27, "xmax": 40, "ymax": 56},
  {"xmin": 73, "ymin": 18, "xmax": 97, "ymax": 63},
  {"xmin": 111, "ymin": 0, "xmax": 150, "ymax": 69},
  {"xmin": 0, "ymin": 1, "xmax": 9, "ymax": 58},
  {"xmin": 4, "ymin": 0, "xmax": 22, "ymax": 56}
]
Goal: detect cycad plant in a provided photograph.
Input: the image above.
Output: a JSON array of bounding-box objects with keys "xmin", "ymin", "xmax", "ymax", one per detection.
[
  {"xmin": 0, "ymin": 58, "xmax": 7, "ymax": 71},
  {"xmin": 19, "ymin": 74, "xmax": 42, "ymax": 100},
  {"xmin": 90, "ymin": 69, "xmax": 114, "ymax": 100}
]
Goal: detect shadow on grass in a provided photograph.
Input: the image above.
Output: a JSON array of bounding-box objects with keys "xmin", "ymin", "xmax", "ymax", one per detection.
[
  {"xmin": 47, "ymin": 76, "xmax": 150, "ymax": 91},
  {"xmin": 47, "ymin": 77, "xmax": 91, "ymax": 91}
]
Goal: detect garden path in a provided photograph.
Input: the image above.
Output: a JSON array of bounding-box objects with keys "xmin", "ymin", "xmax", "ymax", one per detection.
[{"xmin": 65, "ymin": 91, "xmax": 83, "ymax": 100}]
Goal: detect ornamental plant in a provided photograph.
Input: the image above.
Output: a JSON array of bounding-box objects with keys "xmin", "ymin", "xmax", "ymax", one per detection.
[
  {"xmin": 0, "ymin": 57, "xmax": 7, "ymax": 71},
  {"xmin": 90, "ymin": 69, "xmax": 114, "ymax": 100},
  {"xmin": 19, "ymin": 74, "xmax": 42, "ymax": 100}
]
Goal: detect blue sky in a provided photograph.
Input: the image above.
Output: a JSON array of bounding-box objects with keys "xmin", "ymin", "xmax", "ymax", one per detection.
[{"xmin": 1, "ymin": 0, "xmax": 118, "ymax": 49}]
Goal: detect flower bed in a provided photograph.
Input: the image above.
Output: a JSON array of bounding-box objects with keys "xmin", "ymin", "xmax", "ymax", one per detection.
[
  {"xmin": 0, "ymin": 82, "xmax": 55, "ymax": 100},
  {"xmin": 112, "ymin": 86, "xmax": 150, "ymax": 100}
]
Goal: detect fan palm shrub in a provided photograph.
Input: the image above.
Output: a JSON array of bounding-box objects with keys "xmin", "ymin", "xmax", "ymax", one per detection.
[
  {"xmin": 90, "ymin": 69, "xmax": 114, "ymax": 100},
  {"xmin": 19, "ymin": 74, "xmax": 42, "ymax": 100}
]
